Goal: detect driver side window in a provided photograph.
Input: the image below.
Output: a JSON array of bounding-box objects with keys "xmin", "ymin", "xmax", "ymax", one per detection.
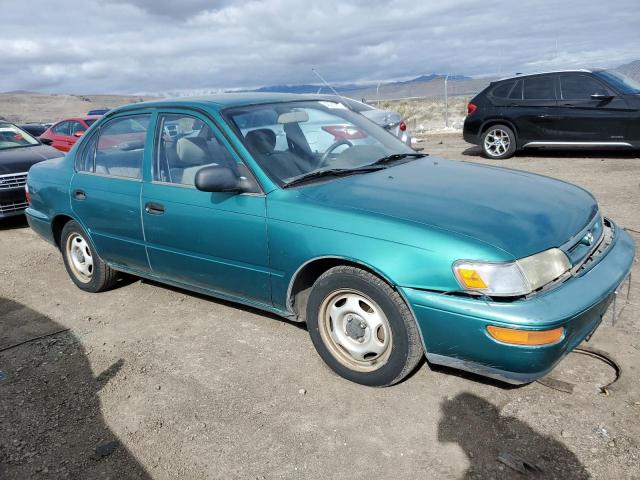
[{"xmin": 154, "ymin": 114, "xmax": 240, "ymax": 186}]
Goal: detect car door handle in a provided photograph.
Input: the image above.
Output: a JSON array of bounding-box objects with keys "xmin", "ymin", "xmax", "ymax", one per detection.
[
  {"xmin": 145, "ymin": 202, "xmax": 165, "ymax": 215},
  {"xmin": 73, "ymin": 190, "xmax": 86, "ymax": 200},
  {"xmin": 536, "ymin": 114, "xmax": 548, "ymax": 118}
]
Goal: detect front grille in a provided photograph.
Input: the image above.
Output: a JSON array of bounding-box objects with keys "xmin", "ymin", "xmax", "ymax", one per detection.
[
  {"xmin": 0, "ymin": 172, "xmax": 28, "ymax": 190},
  {"xmin": 0, "ymin": 200, "xmax": 28, "ymax": 213},
  {"xmin": 573, "ymin": 219, "xmax": 614, "ymax": 275}
]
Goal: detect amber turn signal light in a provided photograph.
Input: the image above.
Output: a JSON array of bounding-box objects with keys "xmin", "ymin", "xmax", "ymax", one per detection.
[{"xmin": 486, "ymin": 325, "xmax": 564, "ymax": 346}]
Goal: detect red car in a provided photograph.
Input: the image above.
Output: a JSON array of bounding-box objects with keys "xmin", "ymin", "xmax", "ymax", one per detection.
[{"xmin": 39, "ymin": 116, "xmax": 100, "ymax": 152}]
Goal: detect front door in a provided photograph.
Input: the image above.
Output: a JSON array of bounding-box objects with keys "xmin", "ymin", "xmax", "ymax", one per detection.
[
  {"xmin": 555, "ymin": 73, "xmax": 632, "ymax": 143},
  {"xmin": 70, "ymin": 114, "xmax": 152, "ymax": 273},
  {"xmin": 141, "ymin": 111, "xmax": 271, "ymax": 304}
]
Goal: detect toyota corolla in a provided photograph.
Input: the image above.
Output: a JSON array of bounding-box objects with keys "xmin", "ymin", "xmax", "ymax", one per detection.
[{"xmin": 25, "ymin": 94, "xmax": 635, "ymax": 386}]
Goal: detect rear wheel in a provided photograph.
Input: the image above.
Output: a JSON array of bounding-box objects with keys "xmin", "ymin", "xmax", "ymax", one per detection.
[
  {"xmin": 61, "ymin": 220, "xmax": 118, "ymax": 292},
  {"xmin": 481, "ymin": 124, "xmax": 516, "ymax": 159},
  {"xmin": 306, "ymin": 266, "xmax": 423, "ymax": 386}
]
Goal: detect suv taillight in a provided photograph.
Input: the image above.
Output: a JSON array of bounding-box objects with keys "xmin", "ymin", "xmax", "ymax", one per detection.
[
  {"xmin": 399, "ymin": 120, "xmax": 407, "ymax": 132},
  {"xmin": 25, "ymin": 183, "xmax": 31, "ymax": 205},
  {"xmin": 467, "ymin": 103, "xmax": 478, "ymax": 115}
]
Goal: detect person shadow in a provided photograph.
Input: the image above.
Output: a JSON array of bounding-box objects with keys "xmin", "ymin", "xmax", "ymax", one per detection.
[
  {"xmin": 0, "ymin": 297, "xmax": 151, "ymax": 479},
  {"xmin": 437, "ymin": 392, "xmax": 590, "ymax": 479}
]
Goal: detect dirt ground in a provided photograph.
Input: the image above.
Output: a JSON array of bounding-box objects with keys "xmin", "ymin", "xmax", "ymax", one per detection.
[{"xmin": 1, "ymin": 133, "xmax": 639, "ymax": 479}]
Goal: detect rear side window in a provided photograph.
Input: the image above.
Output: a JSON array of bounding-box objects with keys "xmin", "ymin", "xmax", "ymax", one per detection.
[
  {"xmin": 523, "ymin": 76, "xmax": 556, "ymax": 100},
  {"xmin": 560, "ymin": 74, "xmax": 610, "ymax": 100},
  {"xmin": 94, "ymin": 115, "xmax": 150, "ymax": 179},
  {"xmin": 509, "ymin": 80, "xmax": 523, "ymax": 100},
  {"xmin": 490, "ymin": 81, "xmax": 516, "ymax": 98},
  {"xmin": 76, "ymin": 132, "xmax": 98, "ymax": 172},
  {"xmin": 53, "ymin": 121, "xmax": 71, "ymax": 136}
]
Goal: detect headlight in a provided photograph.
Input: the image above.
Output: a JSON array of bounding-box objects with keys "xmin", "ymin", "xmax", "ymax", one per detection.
[{"xmin": 453, "ymin": 248, "xmax": 571, "ymax": 297}]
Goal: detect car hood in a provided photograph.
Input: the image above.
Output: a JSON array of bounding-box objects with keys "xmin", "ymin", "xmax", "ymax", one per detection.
[
  {"xmin": 0, "ymin": 144, "xmax": 63, "ymax": 175},
  {"xmin": 299, "ymin": 158, "xmax": 598, "ymax": 259}
]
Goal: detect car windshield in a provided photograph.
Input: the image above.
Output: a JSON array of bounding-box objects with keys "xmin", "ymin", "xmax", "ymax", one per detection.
[
  {"xmin": 85, "ymin": 119, "xmax": 97, "ymax": 127},
  {"xmin": 224, "ymin": 100, "xmax": 414, "ymax": 186},
  {"xmin": 594, "ymin": 70, "xmax": 640, "ymax": 94},
  {"xmin": 0, "ymin": 123, "xmax": 40, "ymax": 150}
]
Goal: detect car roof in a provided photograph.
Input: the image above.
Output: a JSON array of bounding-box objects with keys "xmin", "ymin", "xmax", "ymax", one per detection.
[
  {"xmin": 109, "ymin": 92, "xmax": 334, "ymax": 115},
  {"xmin": 497, "ymin": 69, "xmax": 593, "ymax": 81}
]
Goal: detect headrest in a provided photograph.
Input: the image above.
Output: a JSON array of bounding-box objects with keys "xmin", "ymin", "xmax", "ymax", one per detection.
[
  {"xmin": 245, "ymin": 129, "xmax": 276, "ymax": 155},
  {"xmin": 176, "ymin": 137, "xmax": 209, "ymax": 167}
]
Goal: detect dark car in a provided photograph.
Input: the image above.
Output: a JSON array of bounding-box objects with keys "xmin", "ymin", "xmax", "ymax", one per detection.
[
  {"xmin": 17, "ymin": 123, "xmax": 48, "ymax": 138},
  {"xmin": 0, "ymin": 122, "xmax": 63, "ymax": 218},
  {"xmin": 87, "ymin": 108, "xmax": 110, "ymax": 116},
  {"xmin": 463, "ymin": 69, "xmax": 640, "ymax": 159}
]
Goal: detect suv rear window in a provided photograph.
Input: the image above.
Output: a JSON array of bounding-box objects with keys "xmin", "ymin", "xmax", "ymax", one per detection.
[
  {"xmin": 490, "ymin": 81, "xmax": 516, "ymax": 98},
  {"xmin": 523, "ymin": 76, "xmax": 556, "ymax": 100}
]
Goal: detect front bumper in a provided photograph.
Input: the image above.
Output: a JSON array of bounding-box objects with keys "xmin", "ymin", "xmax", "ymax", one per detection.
[{"xmin": 401, "ymin": 223, "xmax": 635, "ymax": 384}]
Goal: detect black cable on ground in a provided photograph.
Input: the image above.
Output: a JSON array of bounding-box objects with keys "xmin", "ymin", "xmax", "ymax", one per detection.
[{"xmin": 0, "ymin": 328, "xmax": 70, "ymax": 353}]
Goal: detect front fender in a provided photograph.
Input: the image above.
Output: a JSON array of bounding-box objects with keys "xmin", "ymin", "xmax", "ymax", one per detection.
[{"xmin": 266, "ymin": 190, "xmax": 511, "ymax": 310}]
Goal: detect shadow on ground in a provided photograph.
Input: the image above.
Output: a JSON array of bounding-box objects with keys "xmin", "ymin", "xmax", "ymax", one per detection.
[
  {"xmin": 0, "ymin": 297, "xmax": 150, "ymax": 479},
  {"xmin": 463, "ymin": 146, "xmax": 640, "ymax": 159},
  {"xmin": 0, "ymin": 216, "xmax": 28, "ymax": 231},
  {"xmin": 438, "ymin": 392, "xmax": 589, "ymax": 479}
]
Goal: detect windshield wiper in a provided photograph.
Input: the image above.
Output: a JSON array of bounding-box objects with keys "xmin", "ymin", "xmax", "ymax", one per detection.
[
  {"xmin": 368, "ymin": 152, "xmax": 427, "ymax": 166},
  {"xmin": 283, "ymin": 166, "xmax": 385, "ymax": 188}
]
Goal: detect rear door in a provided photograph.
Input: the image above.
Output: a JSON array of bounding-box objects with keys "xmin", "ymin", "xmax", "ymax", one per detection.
[
  {"xmin": 141, "ymin": 110, "xmax": 271, "ymax": 303},
  {"xmin": 555, "ymin": 73, "xmax": 632, "ymax": 142},
  {"xmin": 70, "ymin": 114, "xmax": 152, "ymax": 273},
  {"xmin": 508, "ymin": 75, "xmax": 559, "ymax": 143}
]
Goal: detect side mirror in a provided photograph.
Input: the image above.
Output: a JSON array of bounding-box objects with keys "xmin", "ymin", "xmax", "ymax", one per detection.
[
  {"xmin": 590, "ymin": 93, "xmax": 614, "ymax": 101},
  {"xmin": 74, "ymin": 130, "xmax": 86, "ymax": 137},
  {"xmin": 195, "ymin": 165, "xmax": 246, "ymax": 193}
]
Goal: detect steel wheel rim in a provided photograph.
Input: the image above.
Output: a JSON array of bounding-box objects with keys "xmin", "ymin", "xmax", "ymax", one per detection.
[
  {"xmin": 318, "ymin": 289, "xmax": 393, "ymax": 372},
  {"xmin": 66, "ymin": 233, "xmax": 93, "ymax": 283},
  {"xmin": 484, "ymin": 128, "xmax": 511, "ymax": 157}
]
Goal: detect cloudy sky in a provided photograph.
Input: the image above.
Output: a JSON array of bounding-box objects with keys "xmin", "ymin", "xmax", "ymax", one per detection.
[{"xmin": 2, "ymin": 0, "xmax": 639, "ymax": 94}]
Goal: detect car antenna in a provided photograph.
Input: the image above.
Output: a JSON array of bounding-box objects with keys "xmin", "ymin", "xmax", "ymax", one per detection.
[{"xmin": 311, "ymin": 68, "xmax": 348, "ymax": 104}]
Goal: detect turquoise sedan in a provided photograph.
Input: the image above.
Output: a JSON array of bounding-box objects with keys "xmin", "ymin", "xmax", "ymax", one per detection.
[{"xmin": 25, "ymin": 94, "xmax": 635, "ymax": 386}]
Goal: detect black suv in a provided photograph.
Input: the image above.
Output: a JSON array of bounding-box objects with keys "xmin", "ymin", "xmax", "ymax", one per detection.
[{"xmin": 463, "ymin": 69, "xmax": 640, "ymax": 159}]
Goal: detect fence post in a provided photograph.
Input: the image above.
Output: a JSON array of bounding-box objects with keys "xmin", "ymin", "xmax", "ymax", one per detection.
[{"xmin": 444, "ymin": 74, "xmax": 449, "ymax": 128}]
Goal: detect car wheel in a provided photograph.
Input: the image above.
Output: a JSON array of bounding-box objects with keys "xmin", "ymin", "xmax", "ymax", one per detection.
[
  {"xmin": 481, "ymin": 125, "xmax": 516, "ymax": 159},
  {"xmin": 306, "ymin": 266, "xmax": 423, "ymax": 386},
  {"xmin": 61, "ymin": 220, "xmax": 118, "ymax": 292}
]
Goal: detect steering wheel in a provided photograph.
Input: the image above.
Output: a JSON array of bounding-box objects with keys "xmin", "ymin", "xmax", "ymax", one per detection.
[{"xmin": 319, "ymin": 139, "xmax": 354, "ymax": 167}]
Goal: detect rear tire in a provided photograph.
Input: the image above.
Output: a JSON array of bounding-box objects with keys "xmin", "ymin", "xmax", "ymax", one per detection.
[
  {"xmin": 481, "ymin": 124, "xmax": 516, "ymax": 159},
  {"xmin": 60, "ymin": 220, "xmax": 118, "ymax": 292},
  {"xmin": 306, "ymin": 266, "xmax": 423, "ymax": 386}
]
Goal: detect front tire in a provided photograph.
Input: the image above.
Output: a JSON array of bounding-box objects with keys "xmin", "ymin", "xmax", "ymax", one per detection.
[
  {"xmin": 481, "ymin": 124, "xmax": 516, "ymax": 159},
  {"xmin": 306, "ymin": 266, "xmax": 423, "ymax": 386},
  {"xmin": 61, "ymin": 220, "xmax": 118, "ymax": 292}
]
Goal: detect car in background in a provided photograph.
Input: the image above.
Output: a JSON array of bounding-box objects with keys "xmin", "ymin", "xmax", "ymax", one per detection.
[
  {"xmin": 87, "ymin": 108, "xmax": 110, "ymax": 116},
  {"xmin": 39, "ymin": 116, "xmax": 100, "ymax": 152},
  {"xmin": 25, "ymin": 94, "xmax": 634, "ymax": 387},
  {"xmin": 341, "ymin": 97, "xmax": 412, "ymax": 146},
  {"xmin": 17, "ymin": 123, "xmax": 47, "ymax": 138},
  {"xmin": 464, "ymin": 69, "xmax": 640, "ymax": 159},
  {"xmin": 0, "ymin": 122, "xmax": 63, "ymax": 218}
]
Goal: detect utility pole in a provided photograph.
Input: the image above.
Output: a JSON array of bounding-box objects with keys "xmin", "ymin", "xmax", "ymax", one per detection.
[
  {"xmin": 444, "ymin": 74, "xmax": 449, "ymax": 128},
  {"xmin": 376, "ymin": 82, "xmax": 381, "ymax": 107}
]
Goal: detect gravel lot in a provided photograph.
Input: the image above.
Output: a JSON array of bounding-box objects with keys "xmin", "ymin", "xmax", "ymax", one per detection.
[{"xmin": 1, "ymin": 133, "xmax": 639, "ymax": 479}]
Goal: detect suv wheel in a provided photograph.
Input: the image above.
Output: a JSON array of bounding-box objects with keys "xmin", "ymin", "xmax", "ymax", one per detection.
[
  {"xmin": 306, "ymin": 266, "xmax": 423, "ymax": 386},
  {"xmin": 61, "ymin": 220, "xmax": 118, "ymax": 292},
  {"xmin": 481, "ymin": 125, "xmax": 516, "ymax": 159}
]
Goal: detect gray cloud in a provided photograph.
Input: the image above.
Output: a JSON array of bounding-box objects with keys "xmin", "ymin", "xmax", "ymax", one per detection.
[{"xmin": 1, "ymin": 0, "xmax": 638, "ymax": 94}]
